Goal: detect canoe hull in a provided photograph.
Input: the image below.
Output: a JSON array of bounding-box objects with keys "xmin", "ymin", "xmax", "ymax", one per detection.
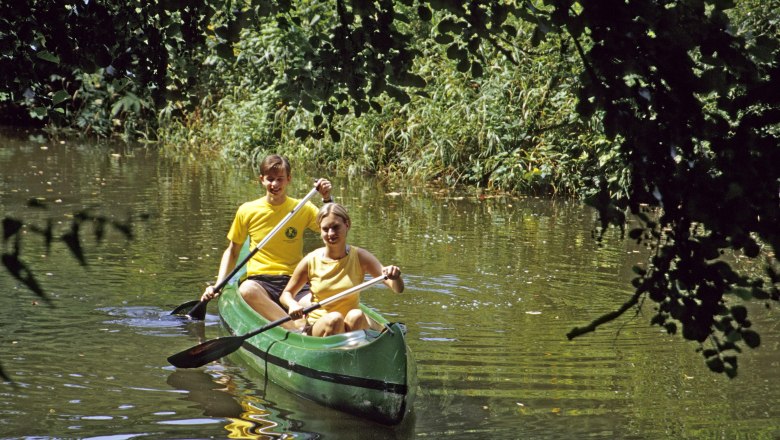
[{"xmin": 218, "ymin": 281, "xmax": 415, "ymax": 425}]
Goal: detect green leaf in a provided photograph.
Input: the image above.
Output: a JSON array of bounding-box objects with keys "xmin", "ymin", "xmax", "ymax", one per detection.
[
  {"xmin": 467, "ymin": 37, "xmax": 480, "ymax": 54},
  {"xmin": 51, "ymin": 90, "xmax": 70, "ymax": 106},
  {"xmin": 702, "ymin": 349, "xmax": 718, "ymax": 358},
  {"xmin": 36, "ymin": 51, "xmax": 60, "ymax": 64},
  {"xmin": 729, "ymin": 287, "xmax": 753, "ymax": 300},
  {"xmin": 530, "ymin": 26, "xmax": 546, "ymax": 47},
  {"xmin": 438, "ymin": 19, "xmax": 461, "ymax": 34},
  {"xmin": 300, "ymin": 95, "xmax": 315, "ymax": 112},
  {"xmin": 31, "ymin": 107, "xmax": 47, "ymax": 119}
]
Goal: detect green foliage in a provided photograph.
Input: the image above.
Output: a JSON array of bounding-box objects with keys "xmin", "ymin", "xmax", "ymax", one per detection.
[
  {"xmin": 548, "ymin": 0, "xmax": 780, "ymax": 377},
  {"xmin": 161, "ymin": 7, "xmax": 604, "ymax": 196},
  {"xmin": 0, "ymin": 0, "xmax": 224, "ymax": 138}
]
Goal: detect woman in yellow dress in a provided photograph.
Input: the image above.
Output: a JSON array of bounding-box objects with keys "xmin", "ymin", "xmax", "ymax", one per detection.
[{"xmin": 280, "ymin": 203, "xmax": 404, "ymax": 336}]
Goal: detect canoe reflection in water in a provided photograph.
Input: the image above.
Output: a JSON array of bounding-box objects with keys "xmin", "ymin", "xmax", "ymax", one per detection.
[
  {"xmin": 166, "ymin": 369, "xmax": 306, "ymax": 438},
  {"xmin": 166, "ymin": 368, "xmax": 415, "ymax": 439}
]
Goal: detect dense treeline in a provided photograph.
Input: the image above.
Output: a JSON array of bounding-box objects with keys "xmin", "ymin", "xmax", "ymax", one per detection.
[
  {"xmin": 157, "ymin": 10, "xmax": 599, "ymax": 197},
  {"xmin": 2, "ymin": 0, "xmax": 778, "ymax": 378}
]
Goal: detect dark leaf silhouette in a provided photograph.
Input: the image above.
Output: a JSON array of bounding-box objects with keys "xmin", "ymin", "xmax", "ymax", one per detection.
[
  {"xmin": 0, "ymin": 366, "xmax": 10, "ymax": 382},
  {"xmin": 26, "ymin": 198, "xmax": 47, "ymax": 209},
  {"xmin": 2, "ymin": 253, "xmax": 50, "ymax": 303},
  {"xmin": 29, "ymin": 219, "xmax": 54, "ymax": 254},
  {"xmin": 61, "ymin": 224, "xmax": 87, "ymax": 266},
  {"xmin": 2, "ymin": 218, "xmax": 23, "ymax": 241},
  {"xmin": 93, "ymin": 216, "xmax": 107, "ymax": 243},
  {"xmin": 110, "ymin": 217, "xmax": 134, "ymax": 240}
]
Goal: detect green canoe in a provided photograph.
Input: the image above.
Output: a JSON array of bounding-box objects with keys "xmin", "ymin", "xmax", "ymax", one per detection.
[{"xmin": 216, "ymin": 276, "xmax": 416, "ymax": 425}]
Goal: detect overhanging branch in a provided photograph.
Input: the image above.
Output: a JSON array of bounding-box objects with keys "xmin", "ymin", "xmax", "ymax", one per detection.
[{"xmin": 566, "ymin": 289, "xmax": 643, "ymax": 340}]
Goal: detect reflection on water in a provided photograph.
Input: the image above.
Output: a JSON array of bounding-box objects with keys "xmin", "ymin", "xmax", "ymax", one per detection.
[
  {"xmin": 166, "ymin": 369, "xmax": 244, "ymax": 418},
  {"xmin": 0, "ymin": 129, "xmax": 778, "ymax": 439}
]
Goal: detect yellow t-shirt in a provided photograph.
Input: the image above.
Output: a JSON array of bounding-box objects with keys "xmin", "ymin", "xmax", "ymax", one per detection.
[
  {"xmin": 227, "ymin": 196, "xmax": 319, "ymax": 276},
  {"xmin": 306, "ymin": 246, "xmax": 364, "ymax": 324}
]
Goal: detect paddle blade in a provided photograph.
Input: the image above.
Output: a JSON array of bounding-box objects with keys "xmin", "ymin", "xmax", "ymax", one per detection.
[
  {"xmin": 170, "ymin": 299, "xmax": 200, "ymax": 316},
  {"xmin": 186, "ymin": 300, "xmax": 208, "ymax": 320},
  {"xmin": 167, "ymin": 335, "xmax": 245, "ymax": 368}
]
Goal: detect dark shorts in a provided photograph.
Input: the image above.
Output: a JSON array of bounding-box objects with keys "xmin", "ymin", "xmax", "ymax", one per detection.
[{"xmin": 242, "ymin": 275, "xmax": 311, "ymax": 306}]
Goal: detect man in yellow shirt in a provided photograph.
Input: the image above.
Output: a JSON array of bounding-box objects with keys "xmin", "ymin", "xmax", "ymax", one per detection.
[{"xmin": 200, "ymin": 154, "xmax": 332, "ymax": 331}]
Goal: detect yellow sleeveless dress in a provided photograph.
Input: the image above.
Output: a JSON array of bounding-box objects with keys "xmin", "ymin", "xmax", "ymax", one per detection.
[{"xmin": 305, "ymin": 246, "xmax": 364, "ymax": 324}]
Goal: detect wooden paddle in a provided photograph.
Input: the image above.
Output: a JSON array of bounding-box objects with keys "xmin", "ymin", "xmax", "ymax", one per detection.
[
  {"xmin": 167, "ymin": 275, "xmax": 388, "ymax": 368},
  {"xmin": 170, "ymin": 185, "xmax": 321, "ymax": 320}
]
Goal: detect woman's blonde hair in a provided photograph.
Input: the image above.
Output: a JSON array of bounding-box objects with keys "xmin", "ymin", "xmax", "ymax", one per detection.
[{"xmin": 317, "ymin": 203, "xmax": 351, "ymax": 227}]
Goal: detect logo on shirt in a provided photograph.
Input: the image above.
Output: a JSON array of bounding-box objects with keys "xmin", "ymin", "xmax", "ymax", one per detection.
[{"xmin": 285, "ymin": 227, "xmax": 298, "ymax": 239}]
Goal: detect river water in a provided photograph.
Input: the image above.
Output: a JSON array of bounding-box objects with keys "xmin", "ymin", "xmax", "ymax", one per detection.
[{"xmin": 0, "ymin": 129, "xmax": 777, "ymax": 439}]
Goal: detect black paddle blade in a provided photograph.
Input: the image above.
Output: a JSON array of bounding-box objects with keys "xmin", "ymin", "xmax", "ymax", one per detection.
[
  {"xmin": 167, "ymin": 335, "xmax": 245, "ymax": 368},
  {"xmin": 170, "ymin": 299, "xmax": 200, "ymax": 316},
  {"xmin": 186, "ymin": 300, "xmax": 208, "ymax": 320}
]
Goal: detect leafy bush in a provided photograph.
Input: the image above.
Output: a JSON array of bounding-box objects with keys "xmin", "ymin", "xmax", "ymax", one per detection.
[{"xmin": 159, "ymin": 9, "xmax": 607, "ymax": 197}]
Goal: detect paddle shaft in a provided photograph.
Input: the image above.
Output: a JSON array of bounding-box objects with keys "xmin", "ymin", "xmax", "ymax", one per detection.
[
  {"xmin": 243, "ymin": 274, "xmax": 388, "ymax": 339},
  {"xmin": 167, "ymin": 275, "xmax": 388, "ymax": 368},
  {"xmin": 174, "ymin": 185, "xmax": 320, "ymax": 318}
]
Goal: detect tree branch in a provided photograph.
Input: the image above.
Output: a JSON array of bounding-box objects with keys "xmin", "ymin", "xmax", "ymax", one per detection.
[{"xmin": 566, "ymin": 289, "xmax": 643, "ymax": 340}]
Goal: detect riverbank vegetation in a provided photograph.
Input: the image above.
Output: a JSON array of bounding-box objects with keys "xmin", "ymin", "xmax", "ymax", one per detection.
[
  {"xmin": 157, "ymin": 11, "xmax": 604, "ymax": 198},
  {"xmin": 3, "ymin": 0, "xmax": 778, "ymax": 378}
]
